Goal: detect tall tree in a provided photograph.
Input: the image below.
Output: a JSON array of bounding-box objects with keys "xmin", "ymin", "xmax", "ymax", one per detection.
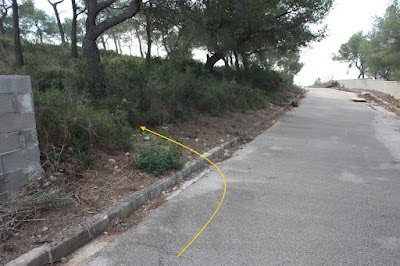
[
  {"xmin": 192, "ymin": 0, "xmax": 333, "ymax": 72},
  {"xmin": 48, "ymin": 0, "xmax": 66, "ymax": 44},
  {"xmin": 0, "ymin": 0, "xmax": 11, "ymax": 37},
  {"xmin": 131, "ymin": 18, "xmax": 144, "ymax": 57},
  {"xmin": 19, "ymin": 0, "xmax": 57, "ymax": 43},
  {"xmin": 366, "ymin": 0, "xmax": 400, "ymax": 80},
  {"xmin": 12, "ymin": 0, "xmax": 23, "ymax": 67},
  {"xmin": 71, "ymin": 0, "xmax": 78, "ymax": 56},
  {"xmin": 144, "ymin": 3, "xmax": 152, "ymax": 63},
  {"xmin": 82, "ymin": 0, "xmax": 141, "ymax": 91},
  {"xmin": 71, "ymin": 0, "xmax": 85, "ymax": 57},
  {"xmin": 332, "ymin": 32, "xmax": 367, "ymax": 79},
  {"xmin": 0, "ymin": 0, "xmax": 11, "ymax": 50},
  {"xmin": 134, "ymin": 0, "xmax": 192, "ymax": 62},
  {"xmin": 334, "ymin": 0, "xmax": 400, "ymax": 80}
]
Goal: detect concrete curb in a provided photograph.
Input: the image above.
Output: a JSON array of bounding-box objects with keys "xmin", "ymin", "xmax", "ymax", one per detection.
[
  {"xmin": 336, "ymin": 87, "xmax": 399, "ymax": 113},
  {"xmin": 6, "ymin": 93, "xmax": 302, "ymax": 266},
  {"xmin": 366, "ymin": 92, "xmax": 399, "ymax": 113}
]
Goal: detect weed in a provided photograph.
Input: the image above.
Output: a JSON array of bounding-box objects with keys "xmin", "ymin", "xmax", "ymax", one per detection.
[
  {"xmin": 267, "ymin": 92, "xmax": 281, "ymax": 102},
  {"xmin": 395, "ymin": 102, "xmax": 400, "ymax": 108},
  {"xmin": 34, "ymin": 89, "xmax": 134, "ymax": 168},
  {"xmin": 3, "ymin": 244, "xmax": 16, "ymax": 253},
  {"xmin": 135, "ymin": 127, "xmax": 185, "ymax": 176}
]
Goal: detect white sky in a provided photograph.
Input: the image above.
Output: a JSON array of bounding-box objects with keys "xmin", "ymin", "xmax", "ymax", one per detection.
[
  {"xmin": 294, "ymin": 0, "xmax": 391, "ymax": 86},
  {"xmin": 35, "ymin": 0, "xmax": 392, "ymax": 86}
]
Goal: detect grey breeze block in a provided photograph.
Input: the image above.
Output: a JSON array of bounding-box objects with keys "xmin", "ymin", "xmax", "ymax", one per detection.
[{"xmin": 0, "ymin": 75, "xmax": 43, "ymax": 200}]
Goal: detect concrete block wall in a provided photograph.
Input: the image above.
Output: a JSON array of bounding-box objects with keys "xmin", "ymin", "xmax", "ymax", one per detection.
[
  {"xmin": 0, "ymin": 75, "xmax": 43, "ymax": 200},
  {"xmin": 337, "ymin": 79, "xmax": 400, "ymax": 100}
]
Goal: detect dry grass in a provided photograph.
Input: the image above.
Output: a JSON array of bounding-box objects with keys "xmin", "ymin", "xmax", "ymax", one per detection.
[{"xmin": 0, "ymin": 188, "xmax": 71, "ymax": 241}]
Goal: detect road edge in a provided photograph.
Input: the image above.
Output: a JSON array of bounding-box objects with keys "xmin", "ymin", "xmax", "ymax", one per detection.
[{"xmin": 6, "ymin": 93, "xmax": 303, "ymax": 266}]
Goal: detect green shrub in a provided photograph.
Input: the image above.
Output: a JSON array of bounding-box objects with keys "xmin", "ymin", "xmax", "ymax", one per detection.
[
  {"xmin": 312, "ymin": 78, "xmax": 339, "ymax": 88},
  {"xmin": 244, "ymin": 65, "xmax": 283, "ymax": 91},
  {"xmin": 135, "ymin": 128, "xmax": 185, "ymax": 176},
  {"xmin": 267, "ymin": 92, "xmax": 281, "ymax": 102},
  {"xmin": 34, "ymin": 69, "xmax": 66, "ymax": 91},
  {"xmin": 34, "ymin": 89, "xmax": 135, "ymax": 166},
  {"xmin": 395, "ymin": 102, "xmax": 400, "ymax": 108}
]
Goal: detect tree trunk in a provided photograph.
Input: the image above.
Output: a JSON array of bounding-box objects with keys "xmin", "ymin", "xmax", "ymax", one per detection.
[
  {"xmin": 0, "ymin": 11, "xmax": 6, "ymax": 51},
  {"xmin": 0, "ymin": 21, "xmax": 4, "ymax": 38},
  {"xmin": 204, "ymin": 52, "xmax": 224, "ymax": 73},
  {"xmin": 223, "ymin": 57, "xmax": 229, "ymax": 67},
  {"xmin": 83, "ymin": 34, "xmax": 106, "ymax": 94},
  {"xmin": 35, "ymin": 22, "xmax": 43, "ymax": 43},
  {"xmin": 100, "ymin": 35, "xmax": 107, "ymax": 50},
  {"xmin": 135, "ymin": 28, "xmax": 144, "ymax": 58},
  {"xmin": 0, "ymin": 13, "xmax": 7, "ymax": 37},
  {"xmin": 112, "ymin": 32, "xmax": 119, "ymax": 53},
  {"xmin": 12, "ymin": 0, "xmax": 23, "ymax": 67},
  {"xmin": 129, "ymin": 38, "xmax": 133, "ymax": 55},
  {"xmin": 145, "ymin": 12, "xmax": 151, "ymax": 64},
  {"xmin": 48, "ymin": 0, "xmax": 66, "ymax": 44},
  {"xmin": 240, "ymin": 51, "xmax": 249, "ymax": 72},
  {"xmin": 71, "ymin": 0, "xmax": 78, "ymax": 58},
  {"xmin": 82, "ymin": 0, "xmax": 141, "ymax": 89},
  {"xmin": 233, "ymin": 50, "xmax": 240, "ymax": 71},
  {"xmin": 356, "ymin": 64, "xmax": 365, "ymax": 79},
  {"xmin": 161, "ymin": 30, "xmax": 170, "ymax": 57},
  {"xmin": 117, "ymin": 35, "xmax": 123, "ymax": 54}
]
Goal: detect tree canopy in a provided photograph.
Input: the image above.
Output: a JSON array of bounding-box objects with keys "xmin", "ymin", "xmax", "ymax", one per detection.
[
  {"xmin": 332, "ymin": 31, "xmax": 367, "ymax": 78},
  {"xmin": 1, "ymin": 0, "xmax": 336, "ymax": 87},
  {"xmin": 188, "ymin": 0, "xmax": 333, "ymax": 72},
  {"xmin": 333, "ymin": 0, "xmax": 400, "ymax": 80}
]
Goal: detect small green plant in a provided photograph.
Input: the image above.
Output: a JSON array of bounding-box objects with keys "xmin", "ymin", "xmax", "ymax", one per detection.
[
  {"xmin": 267, "ymin": 92, "xmax": 281, "ymax": 101},
  {"xmin": 3, "ymin": 244, "xmax": 16, "ymax": 252},
  {"xmin": 135, "ymin": 127, "xmax": 185, "ymax": 176},
  {"xmin": 395, "ymin": 102, "xmax": 400, "ymax": 108}
]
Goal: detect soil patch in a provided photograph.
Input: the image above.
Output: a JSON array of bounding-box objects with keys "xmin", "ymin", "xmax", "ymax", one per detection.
[{"xmin": 335, "ymin": 87, "xmax": 400, "ymax": 117}]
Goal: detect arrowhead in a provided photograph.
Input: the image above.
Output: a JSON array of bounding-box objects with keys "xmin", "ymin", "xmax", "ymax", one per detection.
[{"xmin": 140, "ymin": 126, "xmax": 146, "ymax": 131}]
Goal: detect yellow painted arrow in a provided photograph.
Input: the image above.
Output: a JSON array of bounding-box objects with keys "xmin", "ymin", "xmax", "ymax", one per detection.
[{"xmin": 140, "ymin": 126, "xmax": 226, "ymax": 258}]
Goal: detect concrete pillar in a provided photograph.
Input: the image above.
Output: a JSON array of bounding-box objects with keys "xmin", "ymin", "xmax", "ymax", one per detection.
[{"xmin": 0, "ymin": 75, "xmax": 43, "ymax": 200}]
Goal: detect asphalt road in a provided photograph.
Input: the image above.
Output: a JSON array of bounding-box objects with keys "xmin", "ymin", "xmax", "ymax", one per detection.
[{"xmin": 80, "ymin": 88, "xmax": 400, "ymax": 265}]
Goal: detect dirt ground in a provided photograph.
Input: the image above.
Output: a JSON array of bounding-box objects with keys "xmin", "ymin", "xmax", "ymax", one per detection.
[
  {"xmin": 0, "ymin": 89, "xmax": 301, "ymax": 264},
  {"xmin": 336, "ymin": 87, "xmax": 400, "ymax": 117}
]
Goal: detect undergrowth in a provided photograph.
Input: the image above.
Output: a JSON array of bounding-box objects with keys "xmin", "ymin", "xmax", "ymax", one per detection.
[
  {"xmin": 135, "ymin": 127, "xmax": 185, "ymax": 176},
  {"xmin": 0, "ymin": 41, "xmax": 296, "ymax": 172}
]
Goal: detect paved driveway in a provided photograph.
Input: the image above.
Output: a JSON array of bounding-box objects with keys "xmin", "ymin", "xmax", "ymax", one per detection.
[{"xmin": 81, "ymin": 88, "xmax": 400, "ymax": 265}]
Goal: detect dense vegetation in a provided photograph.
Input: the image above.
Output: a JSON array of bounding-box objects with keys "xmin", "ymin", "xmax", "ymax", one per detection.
[
  {"xmin": 1, "ymin": 40, "xmax": 293, "ymax": 166},
  {"xmin": 0, "ymin": 0, "xmax": 333, "ymax": 171},
  {"xmin": 333, "ymin": 0, "xmax": 400, "ymax": 80}
]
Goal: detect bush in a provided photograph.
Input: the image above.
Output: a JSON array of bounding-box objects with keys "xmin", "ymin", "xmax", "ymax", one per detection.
[
  {"xmin": 34, "ymin": 90, "xmax": 135, "ymax": 166},
  {"xmin": 34, "ymin": 69, "xmax": 66, "ymax": 91},
  {"xmin": 243, "ymin": 65, "xmax": 283, "ymax": 91},
  {"xmin": 312, "ymin": 78, "xmax": 339, "ymax": 88},
  {"xmin": 135, "ymin": 128, "xmax": 185, "ymax": 176}
]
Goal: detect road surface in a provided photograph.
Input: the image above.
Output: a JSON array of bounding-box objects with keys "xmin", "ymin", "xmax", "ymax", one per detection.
[{"xmin": 78, "ymin": 88, "xmax": 400, "ymax": 265}]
